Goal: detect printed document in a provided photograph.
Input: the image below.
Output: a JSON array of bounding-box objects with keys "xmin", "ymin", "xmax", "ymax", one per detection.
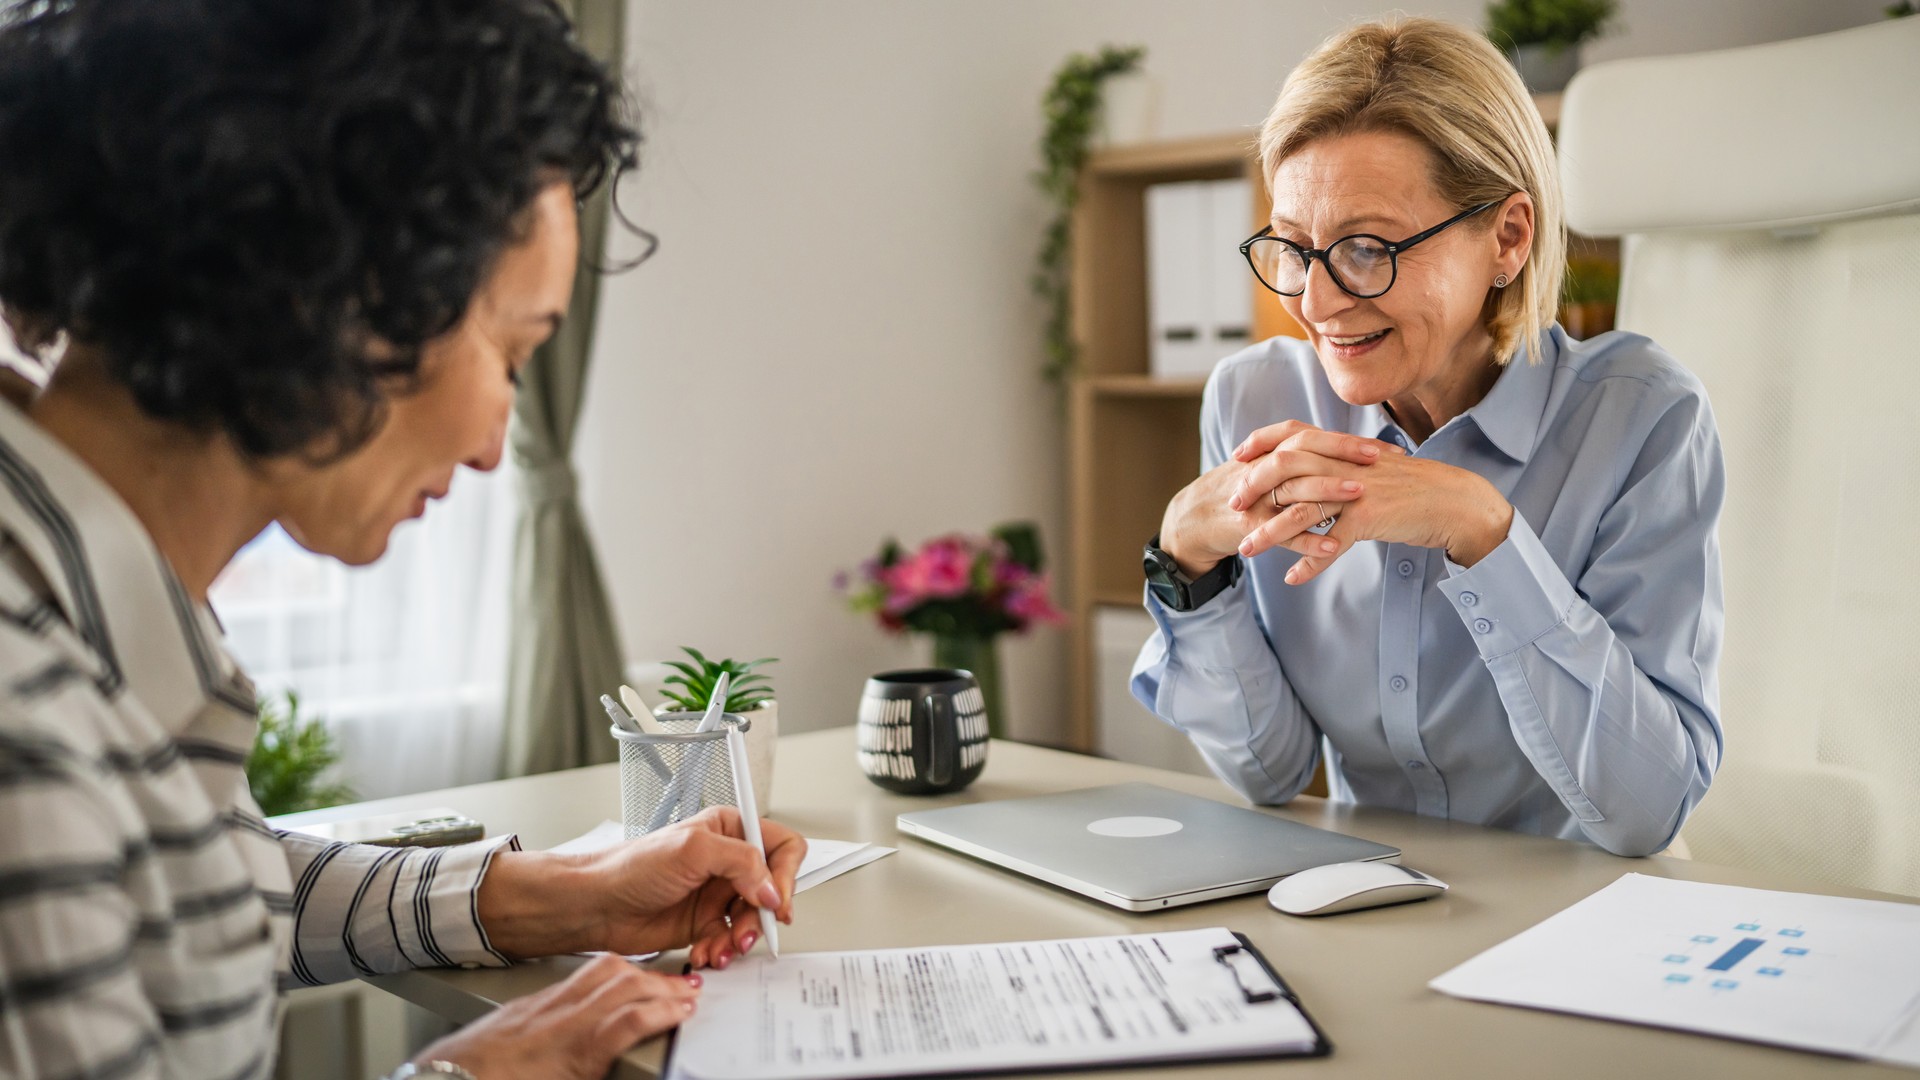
[
  {"xmin": 1430, "ymin": 873, "xmax": 1920, "ymax": 1067},
  {"xmin": 667, "ymin": 927, "xmax": 1319, "ymax": 1080}
]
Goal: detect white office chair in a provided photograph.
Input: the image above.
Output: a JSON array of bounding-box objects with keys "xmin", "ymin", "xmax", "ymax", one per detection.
[{"xmin": 1558, "ymin": 17, "xmax": 1920, "ymax": 896}]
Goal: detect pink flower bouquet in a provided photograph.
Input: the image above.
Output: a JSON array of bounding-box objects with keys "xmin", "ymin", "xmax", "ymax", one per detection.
[{"xmin": 840, "ymin": 523, "xmax": 1064, "ymax": 638}]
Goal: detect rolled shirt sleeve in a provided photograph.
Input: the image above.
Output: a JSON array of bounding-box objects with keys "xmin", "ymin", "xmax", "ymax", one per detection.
[{"xmin": 276, "ymin": 829, "xmax": 521, "ymax": 988}]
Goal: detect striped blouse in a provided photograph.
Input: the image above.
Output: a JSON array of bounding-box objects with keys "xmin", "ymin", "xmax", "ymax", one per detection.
[{"xmin": 0, "ymin": 398, "xmax": 518, "ymax": 1080}]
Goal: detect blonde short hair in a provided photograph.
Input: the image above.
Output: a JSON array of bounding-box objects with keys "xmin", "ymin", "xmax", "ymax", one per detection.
[{"xmin": 1258, "ymin": 16, "xmax": 1564, "ymax": 364}]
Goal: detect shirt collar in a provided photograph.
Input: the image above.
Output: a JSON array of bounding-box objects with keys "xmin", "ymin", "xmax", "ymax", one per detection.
[
  {"xmin": 1369, "ymin": 326, "xmax": 1562, "ymax": 464},
  {"xmin": 0, "ymin": 397, "xmax": 254, "ymax": 738}
]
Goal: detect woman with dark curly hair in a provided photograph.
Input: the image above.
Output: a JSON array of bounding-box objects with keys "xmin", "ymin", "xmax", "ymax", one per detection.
[{"xmin": 0, "ymin": 2, "xmax": 801, "ymax": 1077}]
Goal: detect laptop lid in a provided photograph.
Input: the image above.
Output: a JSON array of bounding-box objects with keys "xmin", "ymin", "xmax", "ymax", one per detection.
[{"xmin": 896, "ymin": 783, "xmax": 1401, "ymax": 911}]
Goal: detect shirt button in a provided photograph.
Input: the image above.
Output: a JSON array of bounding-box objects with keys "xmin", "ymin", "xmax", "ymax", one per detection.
[
  {"xmin": 1473, "ymin": 617, "xmax": 1494, "ymax": 634},
  {"xmin": 1397, "ymin": 559, "xmax": 1415, "ymax": 577},
  {"xmin": 1460, "ymin": 591, "xmax": 1479, "ymax": 606},
  {"xmin": 1407, "ymin": 760, "xmax": 1425, "ymax": 770},
  {"xmin": 1389, "ymin": 675, "xmax": 1408, "ymax": 693}
]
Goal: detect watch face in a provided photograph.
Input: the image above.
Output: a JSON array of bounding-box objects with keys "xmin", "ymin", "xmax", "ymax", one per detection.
[
  {"xmin": 1143, "ymin": 547, "xmax": 1187, "ymax": 610},
  {"xmin": 1147, "ymin": 578, "xmax": 1183, "ymax": 609}
]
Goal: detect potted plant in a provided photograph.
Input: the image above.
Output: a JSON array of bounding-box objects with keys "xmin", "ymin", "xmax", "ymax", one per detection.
[
  {"xmin": 1033, "ymin": 44, "xmax": 1146, "ymax": 386},
  {"xmin": 1485, "ymin": 0, "xmax": 1618, "ymax": 93},
  {"xmin": 839, "ymin": 522, "xmax": 1065, "ymax": 738},
  {"xmin": 656, "ymin": 647, "xmax": 778, "ymax": 807},
  {"xmin": 247, "ymin": 690, "xmax": 356, "ymax": 816}
]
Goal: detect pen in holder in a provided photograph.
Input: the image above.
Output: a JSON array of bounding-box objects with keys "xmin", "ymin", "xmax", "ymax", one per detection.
[{"xmin": 611, "ymin": 713, "xmax": 746, "ymax": 839}]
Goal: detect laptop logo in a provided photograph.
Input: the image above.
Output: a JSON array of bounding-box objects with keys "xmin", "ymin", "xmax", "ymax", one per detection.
[{"xmin": 1086, "ymin": 816, "xmax": 1184, "ymax": 838}]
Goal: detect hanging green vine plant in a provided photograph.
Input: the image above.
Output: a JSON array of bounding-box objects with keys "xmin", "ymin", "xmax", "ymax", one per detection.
[{"xmin": 1032, "ymin": 44, "xmax": 1145, "ymax": 386}]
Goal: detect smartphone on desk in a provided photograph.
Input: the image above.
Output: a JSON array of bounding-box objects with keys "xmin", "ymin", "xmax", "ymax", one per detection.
[{"xmin": 285, "ymin": 808, "xmax": 484, "ymax": 848}]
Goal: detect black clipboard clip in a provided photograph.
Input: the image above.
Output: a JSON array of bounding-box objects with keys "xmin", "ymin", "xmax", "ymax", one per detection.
[{"xmin": 1213, "ymin": 942, "xmax": 1282, "ymax": 1003}]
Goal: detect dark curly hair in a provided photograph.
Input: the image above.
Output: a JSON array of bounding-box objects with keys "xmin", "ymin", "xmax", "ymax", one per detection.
[{"xmin": 0, "ymin": 0, "xmax": 640, "ymax": 459}]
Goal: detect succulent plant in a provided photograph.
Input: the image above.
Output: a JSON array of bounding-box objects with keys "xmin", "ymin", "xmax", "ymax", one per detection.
[{"xmin": 658, "ymin": 646, "xmax": 776, "ymax": 713}]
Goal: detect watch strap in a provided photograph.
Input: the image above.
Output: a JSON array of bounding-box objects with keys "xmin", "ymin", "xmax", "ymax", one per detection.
[{"xmin": 1144, "ymin": 535, "xmax": 1241, "ymax": 612}]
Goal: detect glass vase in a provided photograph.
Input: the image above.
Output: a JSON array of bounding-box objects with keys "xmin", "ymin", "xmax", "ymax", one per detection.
[{"xmin": 931, "ymin": 632, "xmax": 1005, "ymax": 740}]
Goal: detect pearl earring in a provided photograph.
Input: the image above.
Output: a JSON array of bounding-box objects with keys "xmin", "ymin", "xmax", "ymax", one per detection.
[{"xmin": 1493, "ymin": 274, "xmax": 1509, "ymax": 288}]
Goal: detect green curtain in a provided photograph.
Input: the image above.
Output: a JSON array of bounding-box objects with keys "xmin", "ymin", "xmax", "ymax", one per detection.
[{"xmin": 499, "ymin": 0, "xmax": 627, "ymax": 777}]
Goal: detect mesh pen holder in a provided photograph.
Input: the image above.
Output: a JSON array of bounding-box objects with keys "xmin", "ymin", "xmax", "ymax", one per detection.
[{"xmin": 611, "ymin": 713, "xmax": 748, "ymax": 840}]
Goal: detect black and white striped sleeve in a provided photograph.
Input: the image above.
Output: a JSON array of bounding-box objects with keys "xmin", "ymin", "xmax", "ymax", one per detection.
[
  {"xmin": 0, "ymin": 736, "xmax": 163, "ymax": 1080},
  {"xmin": 273, "ymin": 829, "xmax": 521, "ymax": 988}
]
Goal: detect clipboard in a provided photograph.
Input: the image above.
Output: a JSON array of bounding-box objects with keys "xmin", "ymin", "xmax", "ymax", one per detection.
[{"xmin": 662, "ymin": 927, "xmax": 1331, "ymax": 1080}]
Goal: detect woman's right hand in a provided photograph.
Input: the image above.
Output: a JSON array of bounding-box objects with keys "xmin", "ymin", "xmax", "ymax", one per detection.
[
  {"xmin": 1159, "ymin": 421, "xmax": 1388, "ymax": 578},
  {"xmin": 411, "ymin": 953, "xmax": 701, "ymax": 1080}
]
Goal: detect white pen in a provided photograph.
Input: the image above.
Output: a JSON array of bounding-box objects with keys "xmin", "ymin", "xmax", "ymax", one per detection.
[
  {"xmin": 602, "ymin": 695, "xmax": 670, "ymax": 782},
  {"xmin": 723, "ymin": 722, "xmax": 780, "ymax": 958}
]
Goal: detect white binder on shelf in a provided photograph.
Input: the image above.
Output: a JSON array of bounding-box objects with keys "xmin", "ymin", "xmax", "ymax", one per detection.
[
  {"xmin": 1146, "ymin": 180, "xmax": 1210, "ymax": 379},
  {"xmin": 1147, "ymin": 179, "xmax": 1255, "ymax": 381},
  {"xmin": 1208, "ymin": 178, "xmax": 1254, "ymax": 358}
]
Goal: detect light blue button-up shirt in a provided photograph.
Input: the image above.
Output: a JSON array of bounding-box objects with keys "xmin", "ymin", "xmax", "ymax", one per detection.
[{"xmin": 1131, "ymin": 326, "xmax": 1725, "ymax": 856}]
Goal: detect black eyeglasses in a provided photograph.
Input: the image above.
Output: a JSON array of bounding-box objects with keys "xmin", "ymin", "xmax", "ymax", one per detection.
[{"xmin": 1240, "ymin": 200, "xmax": 1502, "ymax": 300}]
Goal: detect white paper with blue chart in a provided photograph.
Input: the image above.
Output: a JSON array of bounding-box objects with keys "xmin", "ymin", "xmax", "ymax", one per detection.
[
  {"xmin": 665, "ymin": 927, "xmax": 1323, "ymax": 1080},
  {"xmin": 1429, "ymin": 873, "xmax": 1920, "ymax": 1067}
]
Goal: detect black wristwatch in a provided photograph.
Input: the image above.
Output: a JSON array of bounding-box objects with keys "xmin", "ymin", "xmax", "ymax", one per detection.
[{"xmin": 1143, "ymin": 534, "xmax": 1242, "ymax": 612}]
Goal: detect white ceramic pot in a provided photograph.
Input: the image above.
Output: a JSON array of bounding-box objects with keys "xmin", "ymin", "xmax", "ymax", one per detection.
[
  {"xmin": 658, "ymin": 699, "xmax": 776, "ymax": 809},
  {"xmin": 1509, "ymin": 43, "xmax": 1581, "ymax": 93}
]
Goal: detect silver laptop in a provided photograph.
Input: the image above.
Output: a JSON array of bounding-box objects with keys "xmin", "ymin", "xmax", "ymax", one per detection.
[{"xmin": 896, "ymin": 782, "xmax": 1400, "ymax": 911}]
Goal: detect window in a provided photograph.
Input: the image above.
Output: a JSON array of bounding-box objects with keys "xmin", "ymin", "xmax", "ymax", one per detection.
[{"xmin": 211, "ymin": 461, "xmax": 517, "ymax": 800}]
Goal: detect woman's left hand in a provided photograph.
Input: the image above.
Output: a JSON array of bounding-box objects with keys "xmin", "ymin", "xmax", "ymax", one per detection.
[
  {"xmin": 479, "ymin": 807, "xmax": 806, "ymax": 970},
  {"xmin": 1228, "ymin": 421, "xmax": 1514, "ymax": 585}
]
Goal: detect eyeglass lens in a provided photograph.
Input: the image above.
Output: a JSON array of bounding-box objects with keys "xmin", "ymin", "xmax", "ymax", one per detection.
[{"xmin": 1245, "ymin": 234, "xmax": 1395, "ymax": 298}]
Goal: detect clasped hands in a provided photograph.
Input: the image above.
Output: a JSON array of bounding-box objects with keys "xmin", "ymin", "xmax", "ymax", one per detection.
[{"xmin": 1159, "ymin": 419, "xmax": 1515, "ymax": 586}]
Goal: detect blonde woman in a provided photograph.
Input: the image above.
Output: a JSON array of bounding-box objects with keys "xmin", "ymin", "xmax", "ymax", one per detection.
[{"xmin": 1134, "ymin": 17, "xmax": 1723, "ymax": 857}]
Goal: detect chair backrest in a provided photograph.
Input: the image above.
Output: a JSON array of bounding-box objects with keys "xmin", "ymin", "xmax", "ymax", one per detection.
[{"xmin": 1559, "ymin": 17, "xmax": 1920, "ymax": 896}]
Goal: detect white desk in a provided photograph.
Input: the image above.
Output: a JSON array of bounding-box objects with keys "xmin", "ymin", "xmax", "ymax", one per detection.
[{"xmin": 275, "ymin": 728, "xmax": 1915, "ymax": 1079}]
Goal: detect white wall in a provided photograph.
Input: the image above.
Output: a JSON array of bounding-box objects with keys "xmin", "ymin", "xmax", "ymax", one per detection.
[{"xmin": 580, "ymin": 0, "xmax": 1884, "ymax": 746}]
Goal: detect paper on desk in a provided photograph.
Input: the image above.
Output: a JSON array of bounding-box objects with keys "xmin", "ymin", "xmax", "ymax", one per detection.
[
  {"xmin": 1430, "ymin": 873, "xmax": 1920, "ymax": 1067},
  {"xmin": 666, "ymin": 927, "xmax": 1318, "ymax": 1080},
  {"xmin": 547, "ymin": 821, "xmax": 893, "ymax": 894}
]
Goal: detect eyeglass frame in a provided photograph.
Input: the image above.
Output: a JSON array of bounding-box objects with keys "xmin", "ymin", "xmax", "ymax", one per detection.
[{"xmin": 1238, "ymin": 198, "xmax": 1505, "ymax": 300}]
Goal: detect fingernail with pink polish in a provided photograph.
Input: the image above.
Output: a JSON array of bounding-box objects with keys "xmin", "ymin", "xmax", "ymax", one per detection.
[
  {"xmin": 757, "ymin": 882, "xmax": 782, "ymax": 908},
  {"xmin": 684, "ymin": 973, "xmax": 703, "ymax": 988},
  {"xmin": 741, "ymin": 931, "xmax": 759, "ymax": 952}
]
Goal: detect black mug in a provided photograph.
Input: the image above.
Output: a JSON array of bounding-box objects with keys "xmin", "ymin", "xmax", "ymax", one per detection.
[{"xmin": 857, "ymin": 668, "xmax": 989, "ymax": 794}]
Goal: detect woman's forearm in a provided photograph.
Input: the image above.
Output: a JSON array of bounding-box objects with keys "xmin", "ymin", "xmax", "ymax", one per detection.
[
  {"xmin": 1439, "ymin": 513, "xmax": 1721, "ymax": 856},
  {"xmin": 475, "ymin": 850, "xmax": 601, "ymax": 959},
  {"xmin": 1131, "ymin": 583, "xmax": 1322, "ymax": 805}
]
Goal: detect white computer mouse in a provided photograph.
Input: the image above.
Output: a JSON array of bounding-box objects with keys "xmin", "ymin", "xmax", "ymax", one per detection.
[{"xmin": 1267, "ymin": 860, "xmax": 1449, "ymax": 916}]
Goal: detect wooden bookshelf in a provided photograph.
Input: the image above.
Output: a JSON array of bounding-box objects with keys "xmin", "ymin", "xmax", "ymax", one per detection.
[
  {"xmin": 1063, "ymin": 131, "xmax": 1299, "ymax": 753},
  {"xmin": 1061, "ymin": 96, "xmax": 1620, "ymax": 755}
]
